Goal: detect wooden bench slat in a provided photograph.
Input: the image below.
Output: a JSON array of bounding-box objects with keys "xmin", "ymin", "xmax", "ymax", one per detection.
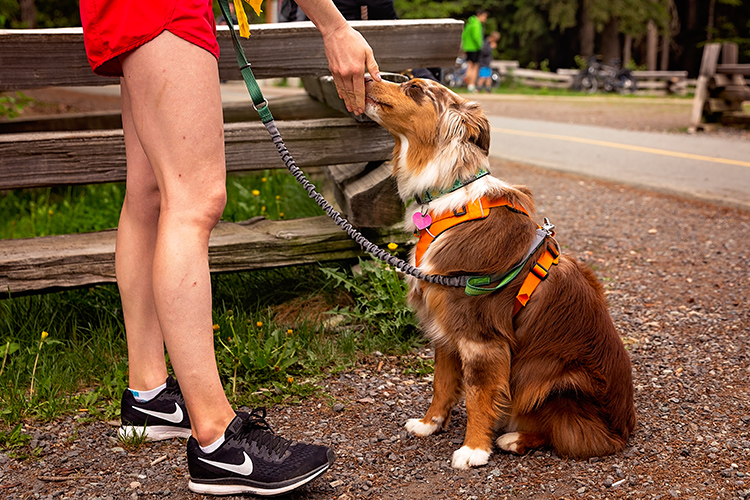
[
  {"xmin": 0, "ymin": 94, "xmax": 346, "ymax": 134},
  {"xmin": 717, "ymin": 64, "xmax": 750, "ymax": 76},
  {"xmin": 0, "ymin": 20, "xmax": 463, "ymax": 91},
  {"xmin": 0, "ymin": 117, "xmax": 394, "ymax": 190},
  {"xmin": 0, "ymin": 215, "xmax": 412, "ymax": 297}
]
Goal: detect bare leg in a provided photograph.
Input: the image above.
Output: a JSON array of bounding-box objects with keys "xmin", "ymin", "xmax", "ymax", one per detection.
[{"xmin": 118, "ymin": 30, "xmax": 235, "ymax": 445}]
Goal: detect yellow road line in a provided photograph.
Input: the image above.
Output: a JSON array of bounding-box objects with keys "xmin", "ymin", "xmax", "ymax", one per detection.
[{"xmin": 491, "ymin": 127, "xmax": 750, "ymax": 169}]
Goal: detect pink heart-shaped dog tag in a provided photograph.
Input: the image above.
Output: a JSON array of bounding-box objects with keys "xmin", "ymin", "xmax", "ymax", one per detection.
[{"xmin": 413, "ymin": 212, "xmax": 432, "ymax": 230}]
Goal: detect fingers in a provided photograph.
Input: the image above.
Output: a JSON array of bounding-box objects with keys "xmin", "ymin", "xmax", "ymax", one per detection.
[{"xmin": 323, "ymin": 26, "xmax": 379, "ymax": 116}]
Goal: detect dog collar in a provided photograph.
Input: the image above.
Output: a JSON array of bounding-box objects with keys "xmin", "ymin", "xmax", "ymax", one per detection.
[{"xmin": 415, "ymin": 169, "xmax": 490, "ymax": 205}]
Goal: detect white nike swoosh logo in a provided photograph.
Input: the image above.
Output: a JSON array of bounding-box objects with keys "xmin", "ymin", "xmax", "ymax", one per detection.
[
  {"xmin": 198, "ymin": 452, "xmax": 254, "ymax": 476},
  {"xmin": 133, "ymin": 403, "xmax": 184, "ymax": 424}
]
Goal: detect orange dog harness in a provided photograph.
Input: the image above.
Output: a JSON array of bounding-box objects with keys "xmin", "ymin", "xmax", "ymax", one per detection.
[{"xmin": 413, "ymin": 196, "xmax": 559, "ymax": 313}]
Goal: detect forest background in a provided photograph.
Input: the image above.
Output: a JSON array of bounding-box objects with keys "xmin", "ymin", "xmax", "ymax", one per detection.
[{"xmin": 0, "ymin": 0, "xmax": 748, "ymax": 81}]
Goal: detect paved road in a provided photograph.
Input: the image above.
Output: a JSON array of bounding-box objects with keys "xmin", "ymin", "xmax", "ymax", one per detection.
[{"xmin": 488, "ymin": 116, "xmax": 750, "ymax": 210}]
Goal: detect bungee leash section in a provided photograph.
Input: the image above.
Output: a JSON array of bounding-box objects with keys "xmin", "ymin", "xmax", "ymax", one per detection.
[{"xmin": 216, "ymin": 0, "xmax": 557, "ymax": 296}]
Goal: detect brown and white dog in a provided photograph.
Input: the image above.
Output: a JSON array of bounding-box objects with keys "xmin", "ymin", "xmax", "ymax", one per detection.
[{"xmin": 364, "ymin": 77, "xmax": 636, "ymax": 469}]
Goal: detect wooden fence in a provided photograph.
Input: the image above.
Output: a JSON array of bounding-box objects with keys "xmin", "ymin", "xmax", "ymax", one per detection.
[
  {"xmin": 690, "ymin": 42, "xmax": 750, "ymax": 130},
  {"xmin": 492, "ymin": 63, "xmax": 693, "ymax": 95}
]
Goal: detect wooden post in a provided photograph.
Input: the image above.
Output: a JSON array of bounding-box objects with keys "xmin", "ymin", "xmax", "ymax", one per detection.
[{"xmin": 689, "ymin": 43, "xmax": 721, "ymax": 132}]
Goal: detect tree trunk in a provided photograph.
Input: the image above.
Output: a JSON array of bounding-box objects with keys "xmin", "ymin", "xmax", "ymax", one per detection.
[
  {"xmin": 580, "ymin": 0, "xmax": 595, "ymax": 58},
  {"xmin": 623, "ymin": 34, "xmax": 633, "ymax": 67},
  {"xmin": 19, "ymin": 0, "xmax": 36, "ymax": 28},
  {"xmin": 646, "ymin": 21, "xmax": 658, "ymax": 71},
  {"xmin": 600, "ymin": 17, "xmax": 621, "ymax": 63},
  {"xmin": 660, "ymin": 31, "xmax": 670, "ymax": 70},
  {"xmin": 707, "ymin": 0, "xmax": 716, "ymax": 40}
]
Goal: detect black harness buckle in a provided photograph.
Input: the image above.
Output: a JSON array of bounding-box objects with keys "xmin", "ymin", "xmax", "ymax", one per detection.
[
  {"xmin": 531, "ymin": 262, "xmax": 549, "ymax": 281},
  {"xmin": 453, "ymin": 206, "xmax": 468, "ymax": 217}
]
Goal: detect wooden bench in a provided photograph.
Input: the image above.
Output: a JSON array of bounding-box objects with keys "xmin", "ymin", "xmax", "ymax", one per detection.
[
  {"xmin": 0, "ymin": 20, "xmax": 463, "ymax": 297},
  {"xmin": 690, "ymin": 42, "xmax": 750, "ymax": 130}
]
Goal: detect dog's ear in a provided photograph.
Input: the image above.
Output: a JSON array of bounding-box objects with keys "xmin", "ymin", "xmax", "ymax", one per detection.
[
  {"xmin": 460, "ymin": 102, "xmax": 491, "ymax": 154},
  {"xmin": 440, "ymin": 102, "xmax": 491, "ymax": 155}
]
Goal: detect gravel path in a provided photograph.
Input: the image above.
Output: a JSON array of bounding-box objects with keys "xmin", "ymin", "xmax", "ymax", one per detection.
[{"xmin": 1, "ymin": 94, "xmax": 749, "ymax": 500}]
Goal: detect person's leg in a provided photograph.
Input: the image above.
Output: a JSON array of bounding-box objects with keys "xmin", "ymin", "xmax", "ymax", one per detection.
[
  {"xmin": 117, "ymin": 77, "xmax": 169, "ymax": 393},
  {"xmin": 466, "ymin": 61, "xmax": 479, "ymax": 91},
  {"xmin": 119, "ymin": 30, "xmax": 235, "ymax": 446}
]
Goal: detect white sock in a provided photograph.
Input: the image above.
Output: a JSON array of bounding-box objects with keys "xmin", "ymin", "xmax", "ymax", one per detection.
[
  {"xmin": 129, "ymin": 381, "xmax": 167, "ymax": 403},
  {"xmin": 200, "ymin": 435, "xmax": 225, "ymax": 454}
]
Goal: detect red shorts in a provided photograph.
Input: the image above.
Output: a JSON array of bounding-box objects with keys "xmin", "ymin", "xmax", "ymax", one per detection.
[{"xmin": 80, "ymin": 0, "xmax": 220, "ymax": 77}]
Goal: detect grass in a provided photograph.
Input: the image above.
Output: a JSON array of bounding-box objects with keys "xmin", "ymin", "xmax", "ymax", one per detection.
[{"xmin": 0, "ymin": 170, "xmax": 424, "ymax": 455}]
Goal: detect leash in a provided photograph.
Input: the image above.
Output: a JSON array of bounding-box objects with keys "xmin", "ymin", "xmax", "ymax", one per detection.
[{"xmin": 216, "ymin": 0, "xmax": 556, "ymax": 299}]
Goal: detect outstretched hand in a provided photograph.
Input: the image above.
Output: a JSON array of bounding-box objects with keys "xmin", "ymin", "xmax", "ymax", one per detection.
[{"xmin": 322, "ymin": 24, "xmax": 380, "ymax": 115}]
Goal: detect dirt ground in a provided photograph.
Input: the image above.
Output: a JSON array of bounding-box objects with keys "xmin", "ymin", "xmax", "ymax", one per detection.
[{"xmin": 1, "ymin": 89, "xmax": 749, "ymax": 500}]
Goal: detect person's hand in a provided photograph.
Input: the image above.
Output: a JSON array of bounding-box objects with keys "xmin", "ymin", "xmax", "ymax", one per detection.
[{"xmin": 322, "ymin": 24, "xmax": 380, "ymax": 115}]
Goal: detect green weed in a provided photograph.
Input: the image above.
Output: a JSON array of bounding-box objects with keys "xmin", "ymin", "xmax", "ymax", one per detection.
[
  {"xmin": 320, "ymin": 259, "xmax": 422, "ymax": 353},
  {"xmin": 0, "ymin": 91, "xmax": 33, "ymax": 119},
  {"xmin": 117, "ymin": 424, "xmax": 150, "ymax": 451}
]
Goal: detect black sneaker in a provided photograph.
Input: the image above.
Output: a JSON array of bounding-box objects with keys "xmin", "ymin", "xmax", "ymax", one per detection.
[
  {"xmin": 187, "ymin": 408, "xmax": 335, "ymax": 496},
  {"xmin": 119, "ymin": 375, "xmax": 192, "ymax": 441}
]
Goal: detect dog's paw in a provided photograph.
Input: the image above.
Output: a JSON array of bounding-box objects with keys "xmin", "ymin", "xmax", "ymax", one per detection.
[
  {"xmin": 405, "ymin": 417, "xmax": 442, "ymax": 437},
  {"xmin": 451, "ymin": 446, "xmax": 491, "ymax": 469},
  {"xmin": 496, "ymin": 432, "xmax": 521, "ymax": 454}
]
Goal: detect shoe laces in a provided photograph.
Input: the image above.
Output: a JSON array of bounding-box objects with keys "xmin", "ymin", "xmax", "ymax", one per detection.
[{"xmin": 239, "ymin": 408, "xmax": 292, "ymax": 459}]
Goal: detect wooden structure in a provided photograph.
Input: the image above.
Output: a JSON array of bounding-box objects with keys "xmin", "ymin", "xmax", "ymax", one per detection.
[
  {"xmin": 690, "ymin": 42, "xmax": 750, "ymax": 131},
  {"xmin": 0, "ymin": 20, "xmax": 463, "ymax": 297}
]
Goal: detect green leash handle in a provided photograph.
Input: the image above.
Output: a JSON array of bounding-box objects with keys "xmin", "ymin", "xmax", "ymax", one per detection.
[{"xmin": 217, "ymin": 0, "xmax": 273, "ymax": 123}]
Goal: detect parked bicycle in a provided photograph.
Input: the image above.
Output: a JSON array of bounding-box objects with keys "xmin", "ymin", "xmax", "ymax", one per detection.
[
  {"xmin": 572, "ymin": 56, "xmax": 637, "ymax": 94},
  {"xmin": 441, "ymin": 57, "xmax": 501, "ymax": 90}
]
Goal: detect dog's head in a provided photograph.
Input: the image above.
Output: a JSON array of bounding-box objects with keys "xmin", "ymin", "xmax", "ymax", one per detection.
[{"xmin": 365, "ymin": 77, "xmax": 491, "ymax": 200}]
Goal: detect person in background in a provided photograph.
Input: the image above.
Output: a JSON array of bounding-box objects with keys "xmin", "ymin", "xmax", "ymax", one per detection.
[
  {"xmin": 477, "ymin": 31, "xmax": 501, "ymax": 93},
  {"xmin": 461, "ymin": 9, "xmax": 489, "ymax": 93},
  {"xmin": 79, "ymin": 0, "xmax": 380, "ymax": 496}
]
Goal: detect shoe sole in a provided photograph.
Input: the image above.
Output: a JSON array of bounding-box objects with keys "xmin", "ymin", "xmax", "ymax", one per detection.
[
  {"xmin": 187, "ymin": 462, "xmax": 331, "ymax": 497},
  {"xmin": 119, "ymin": 425, "xmax": 192, "ymax": 441}
]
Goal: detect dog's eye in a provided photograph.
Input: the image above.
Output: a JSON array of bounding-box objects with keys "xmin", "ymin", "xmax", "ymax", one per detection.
[{"xmin": 405, "ymin": 83, "xmax": 423, "ymax": 97}]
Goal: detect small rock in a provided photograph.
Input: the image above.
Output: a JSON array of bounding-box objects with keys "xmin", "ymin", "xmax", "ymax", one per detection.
[
  {"xmin": 333, "ymin": 403, "xmax": 345, "ymax": 412},
  {"xmin": 129, "ymin": 481, "xmax": 141, "ymax": 489}
]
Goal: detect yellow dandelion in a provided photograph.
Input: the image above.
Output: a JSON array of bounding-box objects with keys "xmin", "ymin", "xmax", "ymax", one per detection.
[
  {"xmin": 48, "ymin": 210, "xmax": 54, "ymax": 216},
  {"xmin": 279, "ymin": 212, "xmax": 285, "ymax": 218},
  {"xmin": 212, "ymin": 324, "xmax": 220, "ymax": 331},
  {"xmin": 287, "ymin": 329, "xmax": 293, "ymax": 335},
  {"xmin": 262, "ymin": 177, "xmax": 267, "ymax": 183},
  {"xmin": 41, "ymin": 331, "xmax": 49, "ymax": 340},
  {"xmin": 256, "ymin": 321, "xmax": 263, "ymax": 328},
  {"xmin": 252, "ymin": 189, "xmax": 260, "ymax": 196},
  {"xmin": 387, "ymin": 242, "xmax": 398, "ymax": 251},
  {"xmin": 275, "ymin": 195, "xmax": 281, "ymax": 200},
  {"xmin": 287, "ymin": 376, "xmax": 294, "ymax": 383}
]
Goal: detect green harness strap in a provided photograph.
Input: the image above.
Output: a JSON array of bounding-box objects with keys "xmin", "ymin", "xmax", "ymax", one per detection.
[{"xmin": 217, "ymin": 0, "xmax": 273, "ymax": 124}]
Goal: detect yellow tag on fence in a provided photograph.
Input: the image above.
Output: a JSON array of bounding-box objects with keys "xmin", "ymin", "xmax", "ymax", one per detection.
[{"xmin": 233, "ymin": 0, "xmax": 264, "ymax": 38}]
